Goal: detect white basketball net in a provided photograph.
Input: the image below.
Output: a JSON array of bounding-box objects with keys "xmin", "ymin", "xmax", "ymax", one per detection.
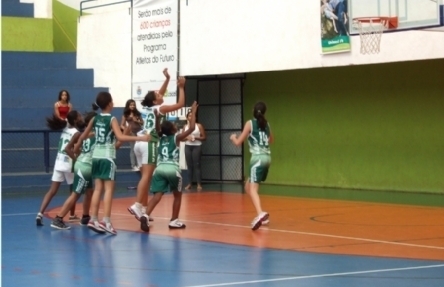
[{"xmin": 353, "ymin": 18, "xmax": 388, "ymax": 54}]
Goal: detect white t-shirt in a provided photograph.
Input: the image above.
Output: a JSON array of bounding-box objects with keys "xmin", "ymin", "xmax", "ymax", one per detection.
[{"xmin": 184, "ymin": 125, "xmax": 202, "ymax": 146}]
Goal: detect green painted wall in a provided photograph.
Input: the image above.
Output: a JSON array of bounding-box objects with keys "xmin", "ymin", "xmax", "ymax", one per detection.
[
  {"xmin": 1, "ymin": 1, "xmax": 79, "ymax": 52},
  {"xmin": 244, "ymin": 59, "xmax": 444, "ymax": 194},
  {"xmin": 53, "ymin": 0, "xmax": 79, "ymax": 52},
  {"xmin": 1, "ymin": 17, "xmax": 53, "ymax": 51}
]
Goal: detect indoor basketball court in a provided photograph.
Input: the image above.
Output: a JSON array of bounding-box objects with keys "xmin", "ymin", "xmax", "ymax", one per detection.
[{"xmin": 2, "ymin": 184, "xmax": 444, "ymax": 287}]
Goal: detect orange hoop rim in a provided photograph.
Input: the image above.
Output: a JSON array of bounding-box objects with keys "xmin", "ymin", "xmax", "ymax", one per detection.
[{"xmin": 352, "ymin": 17, "xmax": 390, "ymax": 23}]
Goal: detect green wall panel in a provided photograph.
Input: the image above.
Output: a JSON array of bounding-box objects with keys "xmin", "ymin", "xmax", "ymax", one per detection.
[
  {"xmin": 1, "ymin": 17, "xmax": 53, "ymax": 52},
  {"xmin": 244, "ymin": 59, "xmax": 444, "ymax": 194},
  {"xmin": 53, "ymin": 0, "xmax": 79, "ymax": 52}
]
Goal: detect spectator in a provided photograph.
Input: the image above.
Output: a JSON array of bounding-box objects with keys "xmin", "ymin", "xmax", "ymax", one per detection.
[
  {"xmin": 54, "ymin": 90, "xmax": 72, "ymax": 121},
  {"xmin": 183, "ymin": 110, "xmax": 206, "ymax": 191},
  {"xmin": 120, "ymin": 99, "xmax": 143, "ymax": 171}
]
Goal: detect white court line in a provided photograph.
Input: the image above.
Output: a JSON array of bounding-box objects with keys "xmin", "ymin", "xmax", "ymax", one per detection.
[
  {"xmin": 2, "ymin": 212, "xmax": 38, "ymax": 216},
  {"xmin": 160, "ymin": 218, "xmax": 444, "ymax": 251},
  {"xmin": 184, "ymin": 264, "xmax": 444, "ymax": 287},
  {"xmin": 6, "ymin": 211, "xmax": 443, "ymax": 251}
]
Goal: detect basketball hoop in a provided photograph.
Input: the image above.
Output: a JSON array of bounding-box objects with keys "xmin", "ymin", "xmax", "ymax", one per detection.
[{"xmin": 353, "ymin": 17, "xmax": 389, "ymax": 54}]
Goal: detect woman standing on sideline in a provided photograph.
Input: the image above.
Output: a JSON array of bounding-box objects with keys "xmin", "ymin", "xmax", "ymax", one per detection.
[
  {"xmin": 183, "ymin": 110, "xmax": 206, "ymax": 191},
  {"xmin": 229, "ymin": 101, "xmax": 273, "ymax": 231},
  {"xmin": 120, "ymin": 99, "xmax": 143, "ymax": 171},
  {"xmin": 54, "ymin": 90, "xmax": 72, "ymax": 121}
]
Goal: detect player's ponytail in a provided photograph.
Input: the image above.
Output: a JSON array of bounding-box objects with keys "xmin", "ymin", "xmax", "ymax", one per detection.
[
  {"xmin": 141, "ymin": 91, "xmax": 156, "ymax": 107},
  {"xmin": 253, "ymin": 102, "xmax": 267, "ymax": 131},
  {"xmin": 46, "ymin": 110, "xmax": 79, "ymax": 130}
]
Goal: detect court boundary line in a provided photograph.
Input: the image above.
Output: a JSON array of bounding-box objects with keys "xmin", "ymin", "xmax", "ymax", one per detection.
[
  {"xmin": 6, "ymin": 210, "xmax": 444, "ymax": 251},
  {"xmin": 184, "ymin": 264, "xmax": 444, "ymax": 287},
  {"xmin": 181, "ymin": 218, "xmax": 444, "ymax": 251}
]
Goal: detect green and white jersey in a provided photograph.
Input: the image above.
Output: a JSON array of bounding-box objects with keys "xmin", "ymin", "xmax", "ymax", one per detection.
[
  {"xmin": 157, "ymin": 134, "xmax": 179, "ymax": 166},
  {"xmin": 76, "ymin": 137, "xmax": 96, "ymax": 164},
  {"xmin": 248, "ymin": 119, "xmax": 271, "ymax": 155},
  {"xmin": 92, "ymin": 113, "xmax": 116, "ymax": 159},
  {"xmin": 139, "ymin": 105, "xmax": 165, "ymax": 143},
  {"xmin": 54, "ymin": 126, "xmax": 79, "ymax": 172}
]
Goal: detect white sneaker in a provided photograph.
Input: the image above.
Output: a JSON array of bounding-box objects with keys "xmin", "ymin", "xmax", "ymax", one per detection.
[
  {"xmin": 87, "ymin": 220, "xmax": 106, "ymax": 234},
  {"xmin": 169, "ymin": 219, "xmax": 186, "ymax": 229},
  {"xmin": 262, "ymin": 219, "xmax": 270, "ymax": 225},
  {"xmin": 127, "ymin": 204, "xmax": 143, "ymax": 221},
  {"xmin": 99, "ymin": 221, "xmax": 117, "ymax": 235},
  {"xmin": 132, "ymin": 166, "xmax": 140, "ymax": 172},
  {"xmin": 251, "ymin": 212, "xmax": 269, "ymax": 231}
]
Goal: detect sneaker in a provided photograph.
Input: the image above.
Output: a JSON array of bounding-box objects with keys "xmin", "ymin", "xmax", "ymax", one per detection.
[
  {"xmin": 132, "ymin": 166, "xmax": 140, "ymax": 172},
  {"xmin": 251, "ymin": 212, "xmax": 269, "ymax": 231},
  {"xmin": 50, "ymin": 217, "xmax": 71, "ymax": 230},
  {"xmin": 99, "ymin": 221, "xmax": 117, "ymax": 235},
  {"xmin": 69, "ymin": 215, "xmax": 80, "ymax": 222},
  {"xmin": 168, "ymin": 219, "xmax": 186, "ymax": 229},
  {"xmin": 127, "ymin": 204, "xmax": 143, "ymax": 221},
  {"xmin": 262, "ymin": 219, "xmax": 270, "ymax": 225},
  {"xmin": 140, "ymin": 215, "xmax": 150, "ymax": 232},
  {"xmin": 142, "ymin": 207, "xmax": 154, "ymax": 222},
  {"xmin": 36, "ymin": 213, "xmax": 44, "ymax": 226},
  {"xmin": 87, "ymin": 220, "xmax": 106, "ymax": 234},
  {"xmin": 80, "ymin": 215, "xmax": 91, "ymax": 226}
]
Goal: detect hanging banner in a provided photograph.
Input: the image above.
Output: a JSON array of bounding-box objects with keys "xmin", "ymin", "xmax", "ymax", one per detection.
[
  {"xmin": 132, "ymin": 0, "xmax": 178, "ymax": 104},
  {"xmin": 320, "ymin": 0, "xmax": 351, "ymax": 54}
]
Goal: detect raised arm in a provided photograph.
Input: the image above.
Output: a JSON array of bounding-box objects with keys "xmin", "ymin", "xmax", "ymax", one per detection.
[
  {"xmin": 230, "ymin": 121, "xmax": 251, "ymax": 147},
  {"xmin": 176, "ymin": 101, "xmax": 198, "ymax": 144},
  {"xmin": 159, "ymin": 76, "xmax": 186, "ymax": 114},
  {"xmin": 158, "ymin": 68, "xmax": 170, "ymax": 96}
]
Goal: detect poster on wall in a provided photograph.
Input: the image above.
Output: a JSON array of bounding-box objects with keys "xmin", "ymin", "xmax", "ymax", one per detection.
[
  {"xmin": 320, "ymin": 0, "xmax": 351, "ymax": 54},
  {"xmin": 132, "ymin": 0, "xmax": 178, "ymax": 105}
]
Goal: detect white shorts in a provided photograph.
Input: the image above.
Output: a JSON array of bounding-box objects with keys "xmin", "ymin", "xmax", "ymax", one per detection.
[
  {"xmin": 51, "ymin": 170, "xmax": 74, "ymax": 184},
  {"xmin": 134, "ymin": 141, "xmax": 158, "ymax": 166}
]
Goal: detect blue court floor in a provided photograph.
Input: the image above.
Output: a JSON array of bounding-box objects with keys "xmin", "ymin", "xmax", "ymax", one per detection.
[{"xmin": 2, "ymin": 188, "xmax": 444, "ymax": 287}]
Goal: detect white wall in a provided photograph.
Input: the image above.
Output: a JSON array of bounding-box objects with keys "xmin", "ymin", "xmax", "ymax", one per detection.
[
  {"xmin": 76, "ymin": 0, "xmax": 444, "ymax": 106},
  {"xmin": 59, "ymin": 0, "xmax": 131, "ymax": 14},
  {"xmin": 20, "ymin": 0, "xmax": 52, "ymax": 18},
  {"xmin": 77, "ymin": 9, "xmax": 132, "ymax": 107},
  {"xmin": 179, "ymin": 0, "xmax": 444, "ymax": 76}
]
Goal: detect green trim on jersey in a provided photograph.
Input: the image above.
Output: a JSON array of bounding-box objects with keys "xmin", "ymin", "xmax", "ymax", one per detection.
[
  {"xmin": 92, "ymin": 114, "xmax": 116, "ymax": 159},
  {"xmin": 248, "ymin": 119, "xmax": 271, "ymax": 155}
]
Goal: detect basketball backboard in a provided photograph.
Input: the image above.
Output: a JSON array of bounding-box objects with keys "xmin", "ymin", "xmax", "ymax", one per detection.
[{"xmin": 349, "ymin": 0, "xmax": 441, "ymax": 33}]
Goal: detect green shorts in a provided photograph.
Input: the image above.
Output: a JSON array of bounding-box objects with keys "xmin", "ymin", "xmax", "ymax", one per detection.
[
  {"xmin": 150, "ymin": 164, "xmax": 182, "ymax": 193},
  {"xmin": 72, "ymin": 161, "xmax": 93, "ymax": 194},
  {"xmin": 249, "ymin": 154, "xmax": 271, "ymax": 183},
  {"xmin": 92, "ymin": 158, "xmax": 116, "ymax": 181}
]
